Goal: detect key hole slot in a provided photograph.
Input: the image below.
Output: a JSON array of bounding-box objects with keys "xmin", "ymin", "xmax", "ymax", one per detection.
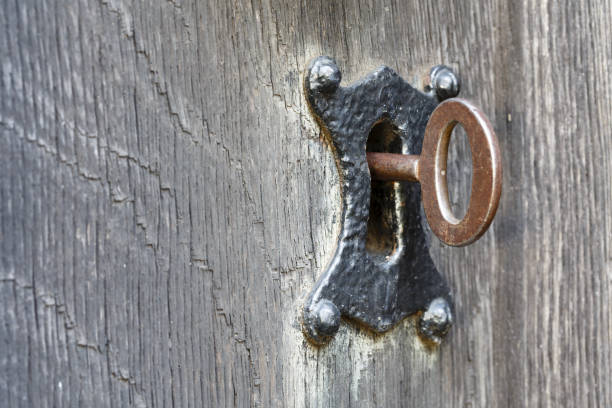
[{"xmin": 365, "ymin": 120, "xmax": 402, "ymax": 257}]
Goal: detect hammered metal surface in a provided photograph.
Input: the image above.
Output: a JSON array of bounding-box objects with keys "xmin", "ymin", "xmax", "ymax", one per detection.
[{"xmin": 302, "ymin": 56, "xmax": 457, "ymax": 345}]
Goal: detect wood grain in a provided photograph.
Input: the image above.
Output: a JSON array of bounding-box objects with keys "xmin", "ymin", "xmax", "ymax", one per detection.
[{"xmin": 1, "ymin": 0, "xmax": 610, "ymax": 406}]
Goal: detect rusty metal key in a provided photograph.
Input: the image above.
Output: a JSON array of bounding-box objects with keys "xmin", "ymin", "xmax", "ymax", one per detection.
[{"xmin": 366, "ymin": 98, "xmax": 502, "ymax": 247}]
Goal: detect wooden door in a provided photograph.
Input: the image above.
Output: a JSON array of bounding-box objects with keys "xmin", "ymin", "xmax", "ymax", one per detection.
[{"xmin": 1, "ymin": 1, "xmax": 611, "ymax": 406}]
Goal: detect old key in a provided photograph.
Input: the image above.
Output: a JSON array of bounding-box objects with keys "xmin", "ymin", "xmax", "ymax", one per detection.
[{"xmin": 367, "ymin": 98, "xmax": 502, "ymax": 246}]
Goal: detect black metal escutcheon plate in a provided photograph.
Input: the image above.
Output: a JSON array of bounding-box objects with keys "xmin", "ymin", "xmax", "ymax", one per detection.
[{"xmin": 302, "ymin": 56, "xmax": 459, "ymax": 345}]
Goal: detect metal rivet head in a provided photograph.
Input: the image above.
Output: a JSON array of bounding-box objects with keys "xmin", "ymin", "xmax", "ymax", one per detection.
[
  {"xmin": 418, "ymin": 297, "xmax": 453, "ymax": 344},
  {"xmin": 308, "ymin": 56, "xmax": 341, "ymax": 94},
  {"xmin": 313, "ymin": 300, "xmax": 341, "ymax": 335},
  {"xmin": 303, "ymin": 299, "xmax": 340, "ymax": 345},
  {"xmin": 429, "ymin": 65, "xmax": 460, "ymax": 101}
]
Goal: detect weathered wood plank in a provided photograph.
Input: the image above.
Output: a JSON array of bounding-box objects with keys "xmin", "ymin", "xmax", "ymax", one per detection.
[{"xmin": 1, "ymin": 0, "xmax": 611, "ymax": 406}]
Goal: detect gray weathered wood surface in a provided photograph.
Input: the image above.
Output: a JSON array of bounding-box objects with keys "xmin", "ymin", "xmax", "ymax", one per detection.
[{"xmin": 1, "ymin": 0, "xmax": 611, "ymax": 406}]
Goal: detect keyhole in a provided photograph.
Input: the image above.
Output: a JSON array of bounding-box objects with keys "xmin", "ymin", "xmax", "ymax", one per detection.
[
  {"xmin": 365, "ymin": 120, "xmax": 402, "ymax": 256},
  {"xmin": 446, "ymin": 124, "xmax": 472, "ymax": 220}
]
